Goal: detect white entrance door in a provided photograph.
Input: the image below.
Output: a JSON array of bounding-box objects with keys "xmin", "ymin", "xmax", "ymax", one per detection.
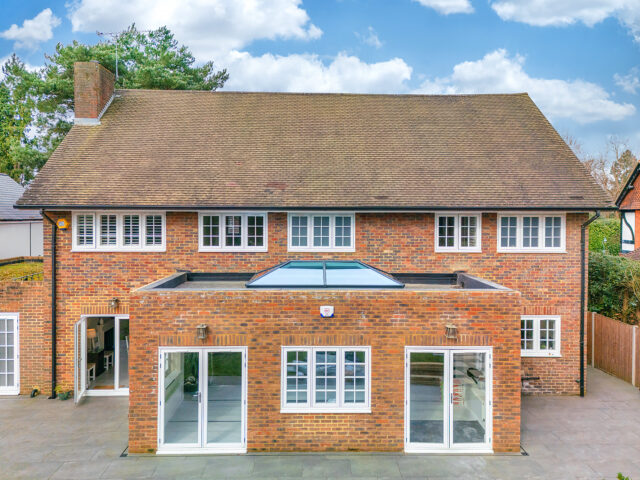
[
  {"xmin": 405, "ymin": 347, "xmax": 492, "ymax": 453},
  {"xmin": 74, "ymin": 318, "xmax": 87, "ymax": 403},
  {"xmin": 158, "ymin": 347, "xmax": 247, "ymax": 454},
  {"xmin": 0, "ymin": 313, "xmax": 19, "ymax": 395}
]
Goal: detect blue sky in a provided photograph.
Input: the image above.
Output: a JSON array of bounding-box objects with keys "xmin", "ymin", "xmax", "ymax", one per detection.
[{"xmin": 1, "ymin": 0, "xmax": 639, "ymax": 158}]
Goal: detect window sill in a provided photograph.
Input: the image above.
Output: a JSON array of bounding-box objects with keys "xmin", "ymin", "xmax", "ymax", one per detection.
[
  {"xmin": 72, "ymin": 247, "xmax": 166, "ymax": 253},
  {"xmin": 287, "ymin": 247, "xmax": 356, "ymax": 253},
  {"xmin": 281, "ymin": 407, "xmax": 371, "ymax": 414},
  {"xmin": 434, "ymin": 248, "xmax": 482, "ymax": 253},
  {"xmin": 521, "ymin": 352, "xmax": 562, "ymax": 358},
  {"xmin": 497, "ymin": 249, "xmax": 566, "ymax": 254},
  {"xmin": 198, "ymin": 247, "xmax": 268, "ymax": 253}
]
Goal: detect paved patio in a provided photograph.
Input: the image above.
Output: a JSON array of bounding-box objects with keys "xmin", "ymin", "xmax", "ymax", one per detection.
[{"xmin": 1, "ymin": 367, "xmax": 639, "ymax": 479}]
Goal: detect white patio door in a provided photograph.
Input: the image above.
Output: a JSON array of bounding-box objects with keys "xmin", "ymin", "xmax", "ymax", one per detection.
[
  {"xmin": 405, "ymin": 347, "xmax": 492, "ymax": 453},
  {"xmin": 0, "ymin": 313, "xmax": 19, "ymax": 395},
  {"xmin": 74, "ymin": 318, "xmax": 87, "ymax": 403},
  {"xmin": 158, "ymin": 347, "xmax": 247, "ymax": 454}
]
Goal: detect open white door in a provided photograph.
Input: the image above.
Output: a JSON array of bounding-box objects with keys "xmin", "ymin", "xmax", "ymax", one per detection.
[{"xmin": 74, "ymin": 318, "xmax": 87, "ymax": 404}]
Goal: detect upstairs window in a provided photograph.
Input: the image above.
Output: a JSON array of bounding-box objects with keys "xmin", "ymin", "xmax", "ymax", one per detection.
[
  {"xmin": 498, "ymin": 214, "xmax": 565, "ymax": 252},
  {"xmin": 281, "ymin": 346, "xmax": 370, "ymax": 413},
  {"xmin": 521, "ymin": 316, "xmax": 561, "ymax": 357},
  {"xmin": 435, "ymin": 214, "xmax": 482, "ymax": 252},
  {"xmin": 288, "ymin": 213, "xmax": 355, "ymax": 251},
  {"xmin": 198, "ymin": 212, "xmax": 268, "ymax": 252},
  {"xmin": 73, "ymin": 212, "xmax": 165, "ymax": 251}
]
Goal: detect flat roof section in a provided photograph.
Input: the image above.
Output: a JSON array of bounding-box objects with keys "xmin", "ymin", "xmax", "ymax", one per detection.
[{"xmin": 138, "ymin": 268, "xmax": 509, "ymax": 293}]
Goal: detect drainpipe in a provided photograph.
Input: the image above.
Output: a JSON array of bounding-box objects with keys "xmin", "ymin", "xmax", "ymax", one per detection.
[
  {"xmin": 41, "ymin": 211, "xmax": 57, "ymax": 399},
  {"xmin": 580, "ymin": 210, "xmax": 600, "ymax": 397}
]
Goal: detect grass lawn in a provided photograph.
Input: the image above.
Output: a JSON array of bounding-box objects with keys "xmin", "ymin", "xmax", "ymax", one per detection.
[{"xmin": 0, "ymin": 262, "xmax": 43, "ymax": 281}]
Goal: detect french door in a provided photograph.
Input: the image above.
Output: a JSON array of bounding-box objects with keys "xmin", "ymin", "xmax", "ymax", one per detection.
[
  {"xmin": 405, "ymin": 347, "xmax": 492, "ymax": 452},
  {"xmin": 0, "ymin": 313, "xmax": 19, "ymax": 395},
  {"xmin": 74, "ymin": 318, "xmax": 87, "ymax": 403},
  {"xmin": 157, "ymin": 347, "xmax": 247, "ymax": 454}
]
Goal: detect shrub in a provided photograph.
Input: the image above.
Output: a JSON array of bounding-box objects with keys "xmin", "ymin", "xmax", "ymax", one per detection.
[
  {"xmin": 589, "ymin": 217, "xmax": 621, "ymax": 255},
  {"xmin": 589, "ymin": 252, "xmax": 640, "ymax": 324}
]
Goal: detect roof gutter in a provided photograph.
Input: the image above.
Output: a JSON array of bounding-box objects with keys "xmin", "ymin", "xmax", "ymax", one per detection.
[
  {"xmin": 580, "ymin": 210, "xmax": 600, "ymax": 397},
  {"xmin": 13, "ymin": 205, "xmax": 618, "ymax": 212},
  {"xmin": 40, "ymin": 210, "xmax": 57, "ymax": 399}
]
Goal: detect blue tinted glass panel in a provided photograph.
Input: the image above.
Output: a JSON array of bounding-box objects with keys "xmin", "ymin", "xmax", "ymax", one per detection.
[
  {"xmin": 324, "ymin": 262, "xmax": 401, "ymax": 287},
  {"xmin": 247, "ymin": 261, "xmax": 324, "ymax": 287}
]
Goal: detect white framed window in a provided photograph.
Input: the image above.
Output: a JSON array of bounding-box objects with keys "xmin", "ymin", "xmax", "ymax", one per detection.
[
  {"xmin": 434, "ymin": 213, "xmax": 482, "ymax": 252},
  {"xmin": 73, "ymin": 212, "xmax": 165, "ymax": 252},
  {"xmin": 287, "ymin": 213, "xmax": 355, "ymax": 252},
  {"xmin": 498, "ymin": 214, "xmax": 566, "ymax": 253},
  {"xmin": 198, "ymin": 212, "xmax": 268, "ymax": 252},
  {"xmin": 521, "ymin": 315, "xmax": 561, "ymax": 357},
  {"xmin": 281, "ymin": 346, "xmax": 370, "ymax": 413}
]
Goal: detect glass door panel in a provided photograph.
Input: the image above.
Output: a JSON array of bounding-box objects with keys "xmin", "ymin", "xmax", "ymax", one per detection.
[
  {"xmin": 0, "ymin": 315, "xmax": 18, "ymax": 395},
  {"xmin": 451, "ymin": 352, "xmax": 488, "ymax": 445},
  {"xmin": 74, "ymin": 318, "xmax": 87, "ymax": 404},
  {"xmin": 206, "ymin": 352, "xmax": 243, "ymax": 444},
  {"xmin": 117, "ymin": 318, "xmax": 129, "ymax": 389},
  {"xmin": 163, "ymin": 351, "xmax": 201, "ymax": 446},
  {"xmin": 408, "ymin": 351, "xmax": 447, "ymax": 446}
]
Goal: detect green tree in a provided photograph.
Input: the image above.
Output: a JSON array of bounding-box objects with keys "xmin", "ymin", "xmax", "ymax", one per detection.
[{"xmin": 0, "ymin": 24, "xmax": 228, "ymax": 184}]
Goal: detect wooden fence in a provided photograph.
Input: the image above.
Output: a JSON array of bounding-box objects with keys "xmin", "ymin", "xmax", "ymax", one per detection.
[{"xmin": 588, "ymin": 312, "xmax": 639, "ymax": 388}]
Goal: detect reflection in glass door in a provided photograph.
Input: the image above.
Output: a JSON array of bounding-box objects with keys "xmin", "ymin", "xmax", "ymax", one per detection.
[
  {"xmin": 206, "ymin": 352, "xmax": 243, "ymax": 445},
  {"xmin": 406, "ymin": 348, "xmax": 492, "ymax": 452},
  {"xmin": 408, "ymin": 351, "xmax": 447, "ymax": 448},
  {"xmin": 159, "ymin": 347, "xmax": 247, "ymax": 454},
  {"xmin": 162, "ymin": 351, "xmax": 201, "ymax": 447},
  {"xmin": 452, "ymin": 352, "xmax": 488, "ymax": 446}
]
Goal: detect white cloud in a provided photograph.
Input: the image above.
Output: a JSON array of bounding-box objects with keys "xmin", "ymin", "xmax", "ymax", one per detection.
[
  {"xmin": 415, "ymin": 49, "xmax": 635, "ymax": 124},
  {"xmin": 413, "ymin": 0, "xmax": 474, "ymax": 15},
  {"xmin": 221, "ymin": 51, "xmax": 412, "ymax": 93},
  {"xmin": 614, "ymin": 68, "xmax": 640, "ymax": 94},
  {"xmin": 0, "ymin": 8, "xmax": 61, "ymax": 50},
  {"xmin": 67, "ymin": 0, "xmax": 322, "ymax": 60},
  {"xmin": 491, "ymin": 0, "xmax": 640, "ymax": 42},
  {"xmin": 356, "ymin": 26, "xmax": 383, "ymax": 48}
]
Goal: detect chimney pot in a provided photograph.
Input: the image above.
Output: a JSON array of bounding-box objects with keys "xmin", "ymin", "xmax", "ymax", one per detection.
[{"xmin": 74, "ymin": 61, "xmax": 115, "ymax": 125}]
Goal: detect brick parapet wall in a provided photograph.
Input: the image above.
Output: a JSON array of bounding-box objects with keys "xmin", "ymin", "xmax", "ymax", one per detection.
[{"xmin": 129, "ymin": 288, "xmax": 522, "ymax": 453}]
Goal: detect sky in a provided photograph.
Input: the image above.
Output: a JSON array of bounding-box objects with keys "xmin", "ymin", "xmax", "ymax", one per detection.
[{"xmin": 1, "ymin": 0, "xmax": 639, "ymax": 158}]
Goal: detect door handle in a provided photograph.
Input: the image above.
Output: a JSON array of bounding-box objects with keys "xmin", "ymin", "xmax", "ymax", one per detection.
[{"xmin": 193, "ymin": 392, "xmax": 201, "ymax": 403}]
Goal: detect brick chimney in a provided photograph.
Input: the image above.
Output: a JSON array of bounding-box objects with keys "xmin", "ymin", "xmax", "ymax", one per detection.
[{"xmin": 74, "ymin": 61, "xmax": 115, "ymax": 125}]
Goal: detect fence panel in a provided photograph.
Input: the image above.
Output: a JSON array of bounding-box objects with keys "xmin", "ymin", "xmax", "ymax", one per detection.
[{"xmin": 590, "ymin": 312, "xmax": 638, "ymax": 387}]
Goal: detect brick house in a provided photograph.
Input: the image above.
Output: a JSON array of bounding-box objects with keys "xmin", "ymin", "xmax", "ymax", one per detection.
[{"xmin": 6, "ymin": 61, "xmax": 612, "ymax": 455}]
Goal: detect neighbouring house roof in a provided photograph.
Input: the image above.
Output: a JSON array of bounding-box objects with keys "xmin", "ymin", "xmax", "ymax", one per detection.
[
  {"xmin": 0, "ymin": 174, "xmax": 41, "ymax": 221},
  {"xmin": 16, "ymin": 90, "xmax": 613, "ymax": 210},
  {"xmin": 621, "ymin": 248, "xmax": 640, "ymax": 261},
  {"xmin": 616, "ymin": 162, "xmax": 640, "ymax": 209}
]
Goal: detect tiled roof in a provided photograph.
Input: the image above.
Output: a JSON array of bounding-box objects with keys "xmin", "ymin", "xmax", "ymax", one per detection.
[
  {"xmin": 621, "ymin": 248, "xmax": 640, "ymax": 261},
  {"xmin": 17, "ymin": 90, "xmax": 613, "ymax": 210},
  {"xmin": 0, "ymin": 174, "xmax": 41, "ymax": 221}
]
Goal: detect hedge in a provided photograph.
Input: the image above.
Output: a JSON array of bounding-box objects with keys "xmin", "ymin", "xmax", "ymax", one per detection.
[
  {"xmin": 589, "ymin": 217, "xmax": 621, "ymax": 255},
  {"xmin": 589, "ymin": 252, "xmax": 640, "ymax": 324}
]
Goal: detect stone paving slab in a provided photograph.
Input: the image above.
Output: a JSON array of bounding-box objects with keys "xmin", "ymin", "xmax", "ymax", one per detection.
[{"xmin": 0, "ymin": 367, "xmax": 639, "ymax": 479}]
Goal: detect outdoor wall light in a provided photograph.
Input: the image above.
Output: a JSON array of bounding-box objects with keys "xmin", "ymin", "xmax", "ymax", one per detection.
[
  {"xmin": 109, "ymin": 297, "xmax": 119, "ymax": 309},
  {"xmin": 445, "ymin": 324, "xmax": 458, "ymax": 340},
  {"xmin": 196, "ymin": 324, "xmax": 208, "ymax": 340}
]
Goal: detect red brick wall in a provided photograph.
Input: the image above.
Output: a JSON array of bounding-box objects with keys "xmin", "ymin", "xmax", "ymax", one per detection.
[
  {"xmin": 73, "ymin": 62, "xmax": 115, "ymax": 119},
  {"xmin": 129, "ymin": 288, "xmax": 522, "ymax": 453},
  {"xmin": 0, "ymin": 281, "xmax": 49, "ymax": 395},
  {"xmin": 39, "ymin": 211, "xmax": 584, "ymax": 397}
]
